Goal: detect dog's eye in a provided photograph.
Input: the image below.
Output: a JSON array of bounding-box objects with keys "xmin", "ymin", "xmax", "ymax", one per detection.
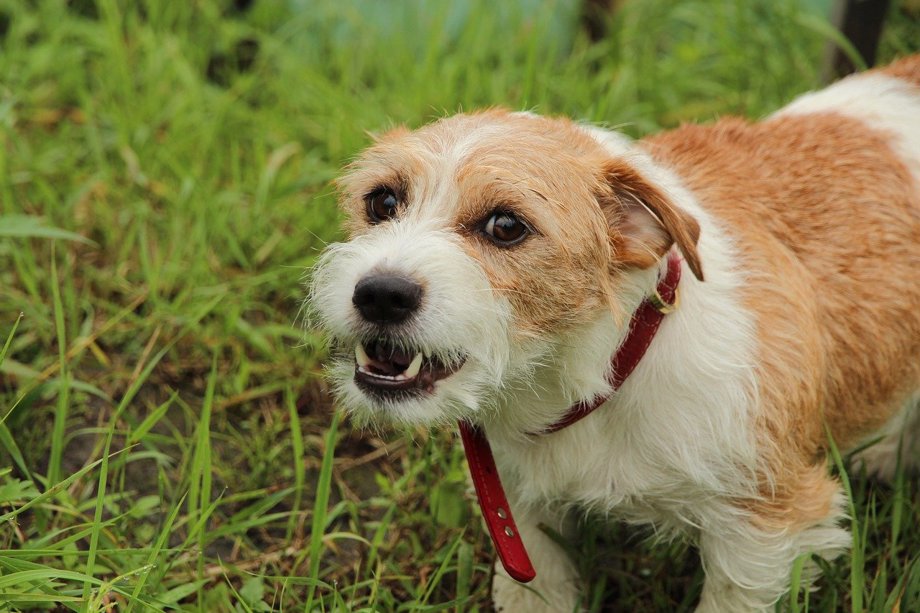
[
  {"xmin": 482, "ymin": 211, "xmax": 530, "ymax": 246},
  {"xmin": 366, "ymin": 188, "xmax": 399, "ymax": 223}
]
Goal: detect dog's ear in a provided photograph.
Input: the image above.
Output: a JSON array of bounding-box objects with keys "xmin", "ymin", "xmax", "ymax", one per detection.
[{"xmin": 599, "ymin": 160, "xmax": 704, "ymax": 281}]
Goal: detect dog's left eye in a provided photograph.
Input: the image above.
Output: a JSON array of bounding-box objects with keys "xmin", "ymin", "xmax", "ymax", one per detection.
[{"xmin": 482, "ymin": 211, "xmax": 530, "ymax": 246}]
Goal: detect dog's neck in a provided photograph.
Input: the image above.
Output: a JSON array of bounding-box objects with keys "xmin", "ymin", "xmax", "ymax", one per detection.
[
  {"xmin": 536, "ymin": 250, "xmax": 682, "ymax": 433},
  {"xmin": 458, "ymin": 250, "xmax": 683, "ymax": 583}
]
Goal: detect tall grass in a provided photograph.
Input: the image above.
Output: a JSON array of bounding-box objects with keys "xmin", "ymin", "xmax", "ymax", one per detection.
[{"xmin": 1, "ymin": 0, "xmax": 918, "ymax": 610}]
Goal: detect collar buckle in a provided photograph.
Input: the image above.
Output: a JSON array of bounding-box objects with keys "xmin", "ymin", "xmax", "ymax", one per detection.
[{"xmin": 648, "ymin": 285, "xmax": 679, "ymax": 314}]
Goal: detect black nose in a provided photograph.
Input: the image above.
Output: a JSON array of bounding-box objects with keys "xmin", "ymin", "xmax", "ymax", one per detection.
[{"xmin": 352, "ymin": 274, "xmax": 423, "ymax": 324}]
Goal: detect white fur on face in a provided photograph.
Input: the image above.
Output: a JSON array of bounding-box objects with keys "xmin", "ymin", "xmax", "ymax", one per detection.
[
  {"xmin": 309, "ymin": 114, "xmax": 630, "ymax": 431},
  {"xmin": 310, "ymin": 217, "xmax": 519, "ymax": 427}
]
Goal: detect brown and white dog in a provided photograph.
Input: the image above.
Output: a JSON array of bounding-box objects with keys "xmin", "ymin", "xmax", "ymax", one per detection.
[{"xmin": 310, "ymin": 55, "xmax": 920, "ymax": 611}]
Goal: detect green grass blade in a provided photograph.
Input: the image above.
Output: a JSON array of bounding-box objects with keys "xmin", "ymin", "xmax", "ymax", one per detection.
[
  {"xmin": 126, "ymin": 391, "xmax": 179, "ymax": 445},
  {"xmin": 0, "ymin": 312, "xmax": 21, "ymax": 369},
  {"xmin": 789, "ymin": 553, "xmax": 807, "ymax": 613},
  {"xmin": 419, "ymin": 532, "xmax": 465, "ymax": 607},
  {"xmin": 190, "ymin": 352, "xmax": 217, "ymax": 612},
  {"xmin": 47, "ymin": 246, "xmax": 69, "ymax": 487},
  {"xmin": 0, "ymin": 452, "xmax": 117, "ymax": 524},
  {"xmin": 826, "ymin": 424, "xmax": 863, "ymax": 613},
  {"xmin": 126, "ymin": 493, "xmax": 187, "ymax": 610},
  {"xmin": 81, "ymin": 435, "xmax": 120, "ymax": 604},
  {"xmin": 304, "ymin": 409, "xmax": 341, "ymax": 611},
  {"xmin": 0, "ymin": 423, "xmax": 32, "ymax": 481},
  {"xmin": 285, "ymin": 386, "xmax": 306, "ymax": 542},
  {"xmin": 0, "ymin": 215, "xmax": 96, "ymax": 244}
]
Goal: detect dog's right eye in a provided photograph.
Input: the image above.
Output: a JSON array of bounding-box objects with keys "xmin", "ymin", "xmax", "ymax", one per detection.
[{"xmin": 365, "ymin": 188, "xmax": 399, "ymax": 223}]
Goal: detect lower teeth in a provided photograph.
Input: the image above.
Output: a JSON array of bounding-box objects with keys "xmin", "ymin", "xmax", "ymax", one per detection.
[{"xmin": 355, "ymin": 343, "xmax": 425, "ymax": 381}]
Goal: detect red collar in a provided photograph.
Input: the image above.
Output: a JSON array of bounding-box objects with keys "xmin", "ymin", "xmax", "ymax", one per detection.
[{"xmin": 458, "ymin": 251, "xmax": 683, "ymax": 583}]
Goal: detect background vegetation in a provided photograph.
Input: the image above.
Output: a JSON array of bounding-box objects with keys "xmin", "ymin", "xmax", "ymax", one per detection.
[{"xmin": 1, "ymin": 0, "xmax": 919, "ymax": 611}]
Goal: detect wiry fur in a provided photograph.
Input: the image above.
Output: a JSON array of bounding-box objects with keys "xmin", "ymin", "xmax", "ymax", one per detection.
[
  {"xmin": 310, "ymin": 219, "xmax": 516, "ymax": 427},
  {"xmin": 309, "ymin": 56, "xmax": 920, "ymax": 612}
]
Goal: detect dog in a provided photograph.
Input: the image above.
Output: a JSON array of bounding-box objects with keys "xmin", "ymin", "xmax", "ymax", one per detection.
[{"xmin": 310, "ymin": 55, "xmax": 920, "ymax": 612}]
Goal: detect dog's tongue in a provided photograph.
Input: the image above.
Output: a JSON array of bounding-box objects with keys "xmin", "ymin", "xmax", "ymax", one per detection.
[{"xmin": 368, "ymin": 341, "xmax": 413, "ymax": 375}]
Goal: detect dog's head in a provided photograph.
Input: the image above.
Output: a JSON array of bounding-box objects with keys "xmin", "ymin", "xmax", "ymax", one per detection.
[{"xmin": 310, "ymin": 110, "xmax": 702, "ymax": 428}]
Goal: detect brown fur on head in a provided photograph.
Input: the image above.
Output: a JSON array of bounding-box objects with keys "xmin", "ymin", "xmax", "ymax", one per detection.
[{"xmin": 336, "ymin": 110, "xmax": 703, "ymax": 334}]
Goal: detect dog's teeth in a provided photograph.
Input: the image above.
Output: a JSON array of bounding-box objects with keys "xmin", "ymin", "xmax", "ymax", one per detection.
[
  {"xmin": 404, "ymin": 352, "xmax": 423, "ymax": 379},
  {"xmin": 355, "ymin": 343, "xmax": 371, "ymax": 367}
]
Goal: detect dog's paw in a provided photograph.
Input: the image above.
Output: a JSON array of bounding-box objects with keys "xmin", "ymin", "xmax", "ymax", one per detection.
[{"xmin": 492, "ymin": 573, "xmax": 581, "ymax": 613}]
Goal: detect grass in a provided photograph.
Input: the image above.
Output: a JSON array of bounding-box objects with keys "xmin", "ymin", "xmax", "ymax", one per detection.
[{"xmin": 1, "ymin": 0, "xmax": 919, "ymax": 610}]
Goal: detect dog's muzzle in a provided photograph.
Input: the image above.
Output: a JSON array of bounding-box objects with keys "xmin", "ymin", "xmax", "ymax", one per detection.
[{"xmin": 350, "ymin": 272, "xmax": 466, "ymax": 398}]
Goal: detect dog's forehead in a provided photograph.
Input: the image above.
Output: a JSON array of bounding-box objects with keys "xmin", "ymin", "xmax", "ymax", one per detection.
[
  {"xmin": 346, "ymin": 112, "xmax": 613, "ymax": 220},
  {"xmin": 416, "ymin": 112, "xmax": 610, "ymax": 178}
]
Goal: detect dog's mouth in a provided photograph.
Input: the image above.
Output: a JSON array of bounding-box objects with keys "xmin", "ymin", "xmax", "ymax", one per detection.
[{"xmin": 354, "ymin": 338, "xmax": 465, "ymax": 397}]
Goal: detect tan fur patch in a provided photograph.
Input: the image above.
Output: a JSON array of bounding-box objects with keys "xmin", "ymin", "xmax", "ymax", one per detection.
[
  {"xmin": 644, "ymin": 111, "xmax": 920, "ymax": 526},
  {"xmin": 877, "ymin": 54, "xmax": 920, "ymax": 84},
  {"xmin": 339, "ymin": 110, "xmax": 706, "ymax": 336}
]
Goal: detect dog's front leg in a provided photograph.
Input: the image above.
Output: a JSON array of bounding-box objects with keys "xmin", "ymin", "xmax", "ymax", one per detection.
[
  {"xmin": 694, "ymin": 494, "xmax": 849, "ymax": 613},
  {"xmin": 491, "ymin": 507, "xmax": 581, "ymax": 613},
  {"xmin": 695, "ymin": 525, "xmax": 791, "ymax": 613}
]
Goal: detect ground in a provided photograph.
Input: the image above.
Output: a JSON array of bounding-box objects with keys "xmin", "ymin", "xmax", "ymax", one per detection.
[{"xmin": 1, "ymin": 1, "xmax": 919, "ymax": 611}]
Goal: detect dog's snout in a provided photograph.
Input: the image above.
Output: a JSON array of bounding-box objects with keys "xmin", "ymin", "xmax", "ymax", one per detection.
[{"xmin": 352, "ymin": 273, "xmax": 423, "ymax": 324}]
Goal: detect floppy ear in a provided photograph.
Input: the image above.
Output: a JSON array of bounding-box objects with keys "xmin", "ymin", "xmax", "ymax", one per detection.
[{"xmin": 599, "ymin": 160, "xmax": 704, "ymax": 281}]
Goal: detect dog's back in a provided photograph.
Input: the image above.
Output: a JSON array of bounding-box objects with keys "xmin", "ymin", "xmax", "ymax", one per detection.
[
  {"xmin": 644, "ymin": 57, "xmax": 920, "ymax": 463},
  {"xmin": 883, "ymin": 53, "xmax": 920, "ymax": 84}
]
